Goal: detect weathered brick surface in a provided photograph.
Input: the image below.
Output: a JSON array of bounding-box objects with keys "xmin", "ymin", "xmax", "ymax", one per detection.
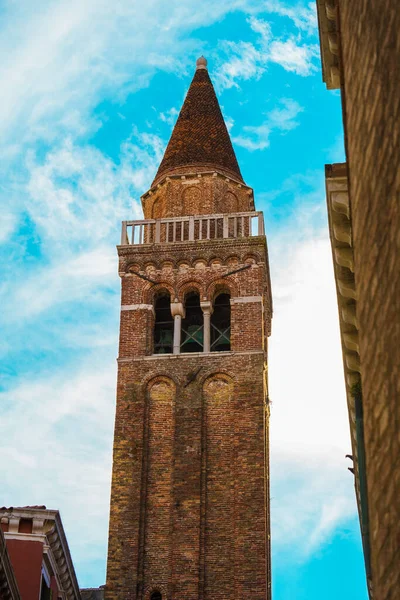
[
  {"xmin": 106, "ymin": 212, "xmax": 272, "ymax": 598},
  {"xmin": 106, "ymin": 352, "xmax": 270, "ymax": 600},
  {"xmin": 143, "ymin": 173, "xmax": 253, "ymax": 219},
  {"xmin": 117, "ymin": 237, "xmax": 271, "ymax": 359},
  {"xmin": 338, "ymin": 2, "xmax": 400, "ymax": 597},
  {"xmin": 106, "ymin": 60, "xmax": 272, "ymax": 599}
]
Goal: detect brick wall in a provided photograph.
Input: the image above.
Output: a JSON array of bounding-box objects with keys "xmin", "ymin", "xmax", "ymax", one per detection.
[
  {"xmin": 142, "ymin": 172, "xmax": 253, "ymax": 219},
  {"xmin": 338, "ymin": 2, "xmax": 400, "ymax": 597},
  {"xmin": 106, "ymin": 176, "xmax": 272, "ymax": 597},
  {"xmin": 106, "ymin": 353, "xmax": 270, "ymax": 600}
]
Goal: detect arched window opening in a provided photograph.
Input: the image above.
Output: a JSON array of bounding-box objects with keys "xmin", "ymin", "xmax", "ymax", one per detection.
[
  {"xmin": 181, "ymin": 292, "xmax": 203, "ymax": 353},
  {"xmin": 150, "ymin": 592, "xmax": 162, "ymax": 600},
  {"xmin": 153, "ymin": 293, "xmax": 173, "ymax": 354},
  {"xmin": 211, "ymin": 293, "xmax": 231, "ymax": 352}
]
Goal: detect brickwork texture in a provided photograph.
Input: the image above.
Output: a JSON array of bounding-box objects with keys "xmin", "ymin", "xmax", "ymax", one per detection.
[
  {"xmin": 105, "ymin": 61, "xmax": 272, "ymax": 599},
  {"xmin": 338, "ymin": 2, "xmax": 400, "ymax": 598}
]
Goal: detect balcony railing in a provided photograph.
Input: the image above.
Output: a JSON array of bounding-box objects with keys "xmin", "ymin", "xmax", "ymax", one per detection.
[{"xmin": 121, "ymin": 211, "xmax": 264, "ymax": 245}]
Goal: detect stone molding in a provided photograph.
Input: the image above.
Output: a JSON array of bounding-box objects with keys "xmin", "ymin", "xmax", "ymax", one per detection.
[
  {"xmin": 117, "ymin": 349, "xmax": 265, "ymax": 363},
  {"xmin": 230, "ymin": 295, "xmax": 263, "ymax": 304},
  {"xmin": 316, "ymin": 0, "xmax": 341, "ymax": 89},
  {"xmin": 121, "ymin": 303, "xmax": 155, "ymax": 313},
  {"xmin": 325, "ymin": 162, "xmax": 364, "ymax": 512}
]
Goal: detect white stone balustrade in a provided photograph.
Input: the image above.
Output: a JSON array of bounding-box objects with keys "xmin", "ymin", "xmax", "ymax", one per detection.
[{"xmin": 121, "ymin": 211, "xmax": 265, "ymax": 245}]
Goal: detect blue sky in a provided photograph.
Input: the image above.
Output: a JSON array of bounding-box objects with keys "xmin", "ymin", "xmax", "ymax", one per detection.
[{"xmin": 0, "ymin": 0, "xmax": 368, "ymax": 597}]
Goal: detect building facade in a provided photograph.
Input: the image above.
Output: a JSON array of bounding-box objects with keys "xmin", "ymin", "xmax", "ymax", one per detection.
[
  {"xmin": 0, "ymin": 529, "xmax": 20, "ymax": 600},
  {"xmin": 0, "ymin": 506, "xmax": 81, "ymax": 600},
  {"xmin": 105, "ymin": 57, "xmax": 273, "ymax": 599},
  {"xmin": 316, "ymin": 2, "xmax": 400, "ymax": 599}
]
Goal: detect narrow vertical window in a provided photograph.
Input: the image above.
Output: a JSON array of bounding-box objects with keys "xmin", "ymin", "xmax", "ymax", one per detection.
[
  {"xmin": 181, "ymin": 292, "xmax": 203, "ymax": 352},
  {"xmin": 153, "ymin": 293, "xmax": 173, "ymax": 354},
  {"xmin": 211, "ymin": 293, "xmax": 231, "ymax": 352}
]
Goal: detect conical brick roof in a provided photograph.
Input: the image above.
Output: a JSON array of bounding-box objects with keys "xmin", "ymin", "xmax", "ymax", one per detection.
[{"xmin": 152, "ymin": 58, "xmax": 244, "ymax": 185}]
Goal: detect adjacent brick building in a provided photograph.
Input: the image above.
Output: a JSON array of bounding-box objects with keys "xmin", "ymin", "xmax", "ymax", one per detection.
[
  {"xmin": 0, "ymin": 506, "xmax": 81, "ymax": 600},
  {"xmin": 316, "ymin": 2, "xmax": 400, "ymax": 599},
  {"xmin": 105, "ymin": 57, "xmax": 273, "ymax": 599},
  {"xmin": 0, "ymin": 529, "xmax": 20, "ymax": 600}
]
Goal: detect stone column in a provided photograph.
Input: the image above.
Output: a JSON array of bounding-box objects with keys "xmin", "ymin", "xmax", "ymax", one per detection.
[
  {"xmin": 201, "ymin": 301, "xmax": 213, "ymax": 353},
  {"xmin": 171, "ymin": 301, "xmax": 185, "ymax": 354}
]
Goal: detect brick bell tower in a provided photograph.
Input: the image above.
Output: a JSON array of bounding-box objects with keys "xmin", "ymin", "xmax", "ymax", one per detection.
[{"xmin": 106, "ymin": 56, "xmax": 273, "ymax": 600}]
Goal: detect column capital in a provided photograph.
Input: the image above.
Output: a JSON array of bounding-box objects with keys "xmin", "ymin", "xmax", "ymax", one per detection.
[
  {"xmin": 200, "ymin": 301, "xmax": 213, "ymax": 314},
  {"xmin": 170, "ymin": 301, "xmax": 185, "ymax": 318}
]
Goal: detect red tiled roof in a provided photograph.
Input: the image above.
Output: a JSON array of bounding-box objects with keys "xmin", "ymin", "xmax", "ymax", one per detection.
[{"xmin": 153, "ymin": 64, "xmax": 244, "ymax": 185}]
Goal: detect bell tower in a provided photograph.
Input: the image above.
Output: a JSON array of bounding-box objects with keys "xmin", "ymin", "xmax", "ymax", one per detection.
[{"xmin": 106, "ymin": 57, "xmax": 273, "ymax": 600}]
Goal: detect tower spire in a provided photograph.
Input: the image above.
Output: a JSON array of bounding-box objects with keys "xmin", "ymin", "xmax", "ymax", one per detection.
[{"xmin": 153, "ymin": 57, "xmax": 244, "ymax": 185}]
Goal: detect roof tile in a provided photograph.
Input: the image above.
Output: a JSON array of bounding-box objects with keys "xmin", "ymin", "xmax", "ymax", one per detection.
[{"xmin": 153, "ymin": 66, "xmax": 244, "ymax": 185}]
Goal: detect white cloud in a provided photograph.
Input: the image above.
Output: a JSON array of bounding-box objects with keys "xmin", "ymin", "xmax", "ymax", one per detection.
[
  {"xmin": 269, "ymin": 37, "xmax": 320, "ymax": 76},
  {"xmin": 268, "ymin": 97, "xmax": 304, "ymax": 130},
  {"xmin": 214, "ymin": 40, "xmax": 268, "ymax": 90},
  {"xmin": 233, "ymin": 97, "xmax": 303, "ymax": 150},
  {"xmin": 263, "ymin": 0, "xmax": 318, "ymax": 34},
  {"xmin": 24, "ymin": 131, "xmax": 163, "ymax": 250},
  {"xmin": 0, "ymin": 0, "xmax": 260, "ymax": 151},
  {"xmin": 4, "ymin": 247, "xmax": 117, "ymax": 321},
  {"xmin": 214, "ymin": 13, "xmax": 319, "ymax": 91},
  {"xmin": 266, "ymin": 180, "xmax": 356, "ymax": 558},
  {"xmin": 233, "ymin": 123, "xmax": 271, "ymax": 151},
  {"xmin": 159, "ymin": 106, "xmax": 179, "ymax": 126},
  {"xmin": 0, "ymin": 357, "xmax": 117, "ymax": 583},
  {"xmin": 0, "ymin": 211, "xmax": 16, "ymax": 243}
]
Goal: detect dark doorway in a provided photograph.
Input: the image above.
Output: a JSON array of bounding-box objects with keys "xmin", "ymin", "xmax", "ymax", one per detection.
[{"xmin": 150, "ymin": 593, "xmax": 162, "ymax": 600}]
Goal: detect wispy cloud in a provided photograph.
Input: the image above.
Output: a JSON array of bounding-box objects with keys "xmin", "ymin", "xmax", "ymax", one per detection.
[
  {"xmin": 233, "ymin": 97, "xmax": 303, "ymax": 150},
  {"xmin": 0, "ymin": 356, "xmax": 117, "ymax": 583},
  {"xmin": 214, "ymin": 11, "xmax": 319, "ymax": 91},
  {"xmin": 269, "ymin": 37, "xmax": 320, "ymax": 75},
  {"xmin": 264, "ymin": 0, "xmax": 318, "ymax": 34},
  {"xmin": 159, "ymin": 106, "xmax": 179, "ymax": 126},
  {"xmin": 267, "ymin": 175, "xmax": 356, "ymax": 557},
  {"xmin": 214, "ymin": 40, "xmax": 268, "ymax": 90}
]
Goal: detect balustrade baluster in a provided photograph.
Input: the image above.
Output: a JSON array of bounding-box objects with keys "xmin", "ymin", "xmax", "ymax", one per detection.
[
  {"xmin": 121, "ymin": 211, "xmax": 264, "ymax": 248},
  {"xmin": 155, "ymin": 220, "xmax": 161, "ymax": 243},
  {"xmin": 223, "ymin": 215, "xmax": 228, "ymax": 238},
  {"xmin": 121, "ymin": 222, "xmax": 128, "ymax": 245},
  {"xmin": 189, "ymin": 216, "xmax": 195, "ymax": 241},
  {"xmin": 258, "ymin": 212, "xmax": 264, "ymax": 235}
]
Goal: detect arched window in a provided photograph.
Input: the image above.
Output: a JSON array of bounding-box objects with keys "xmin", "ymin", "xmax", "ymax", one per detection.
[
  {"xmin": 150, "ymin": 593, "xmax": 162, "ymax": 600},
  {"xmin": 211, "ymin": 293, "xmax": 231, "ymax": 352},
  {"xmin": 181, "ymin": 292, "xmax": 203, "ymax": 353},
  {"xmin": 153, "ymin": 293, "xmax": 173, "ymax": 354}
]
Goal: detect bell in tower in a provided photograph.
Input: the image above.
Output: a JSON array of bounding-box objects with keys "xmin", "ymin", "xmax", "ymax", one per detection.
[{"xmin": 106, "ymin": 56, "xmax": 273, "ymax": 600}]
